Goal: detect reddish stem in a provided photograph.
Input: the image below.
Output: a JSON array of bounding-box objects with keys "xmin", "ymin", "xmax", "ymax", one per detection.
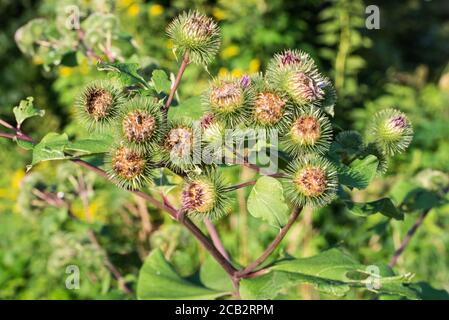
[
  {"xmin": 163, "ymin": 52, "xmax": 190, "ymax": 114},
  {"xmin": 235, "ymin": 206, "xmax": 302, "ymax": 278}
]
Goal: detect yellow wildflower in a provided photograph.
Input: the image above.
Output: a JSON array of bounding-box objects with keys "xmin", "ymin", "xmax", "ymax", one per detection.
[
  {"xmin": 127, "ymin": 3, "xmax": 140, "ymax": 17},
  {"xmin": 218, "ymin": 67, "xmax": 229, "ymax": 78},
  {"xmin": 231, "ymin": 68, "xmax": 243, "ymax": 78},
  {"xmin": 149, "ymin": 4, "xmax": 164, "ymax": 17},
  {"xmin": 58, "ymin": 66, "xmax": 74, "ymax": 77},
  {"xmin": 221, "ymin": 45, "xmax": 240, "ymax": 59},
  {"xmin": 32, "ymin": 55, "xmax": 43, "ymax": 65},
  {"xmin": 212, "ymin": 8, "xmax": 226, "ymax": 21},
  {"xmin": 249, "ymin": 58, "xmax": 261, "ymax": 73}
]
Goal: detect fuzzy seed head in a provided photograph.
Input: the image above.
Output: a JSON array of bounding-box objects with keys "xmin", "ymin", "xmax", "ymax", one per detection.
[
  {"xmin": 210, "ymin": 82, "xmax": 244, "ymax": 112},
  {"xmin": 182, "ymin": 181, "xmax": 215, "ymax": 213},
  {"xmin": 85, "ymin": 88, "xmax": 113, "ymax": 120},
  {"xmin": 291, "ymin": 115, "xmax": 321, "ymax": 145},
  {"xmin": 123, "ymin": 110, "xmax": 156, "ymax": 143},
  {"xmin": 165, "ymin": 127, "xmax": 193, "ymax": 159},
  {"xmin": 294, "ymin": 167, "xmax": 327, "ymax": 197},
  {"xmin": 167, "ymin": 11, "xmax": 220, "ymax": 65},
  {"xmin": 289, "ymin": 72, "xmax": 324, "ymax": 103},
  {"xmin": 112, "ymin": 146, "xmax": 146, "ymax": 181},
  {"xmin": 254, "ymin": 92, "xmax": 286, "ymax": 125},
  {"xmin": 285, "ymin": 154, "xmax": 338, "ymax": 208}
]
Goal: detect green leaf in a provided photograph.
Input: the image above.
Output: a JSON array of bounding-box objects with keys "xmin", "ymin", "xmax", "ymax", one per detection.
[
  {"xmin": 97, "ymin": 61, "xmax": 149, "ymax": 88},
  {"xmin": 345, "ymin": 198, "xmax": 403, "ymax": 220},
  {"xmin": 65, "ymin": 138, "xmax": 112, "ymax": 155},
  {"xmin": 31, "ymin": 133, "xmax": 69, "ymax": 166},
  {"xmin": 338, "ymin": 155, "xmax": 379, "ymax": 190},
  {"xmin": 15, "ymin": 138, "xmax": 34, "ymax": 150},
  {"xmin": 240, "ymin": 249, "xmax": 418, "ymax": 299},
  {"xmin": 168, "ymin": 96, "xmax": 203, "ymax": 121},
  {"xmin": 199, "ymin": 256, "xmax": 234, "ymax": 293},
  {"xmin": 151, "ymin": 69, "xmax": 171, "ymax": 94},
  {"xmin": 13, "ymin": 97, "xmax": 45, "ymax": 129},
  {"xmin": 137, "ymin": 249, "xmax": 226, "ymax": 300},
  {"xmin": 247, "ymin": 176, "xmax": 290, "ymax": 228}
]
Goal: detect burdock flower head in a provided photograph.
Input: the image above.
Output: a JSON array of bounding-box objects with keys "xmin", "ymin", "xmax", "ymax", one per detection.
[
  {"xmin": 106, "ymin": 144, "xmax": 156, "ymax": 190},
  {"xmin": 116, "ymin": 97, "xmax": 164, "ymax": 152},
  {"xmin": 250, "ymin": 76, "xmax": 292, "ymax": 131},
  {"xmin": 181, "ymin": 169, "xmax": 229, "ymax": 220},
  {"xmin": 267, "ymin": 49, "xmax": 335, "ymax": 108},
  {"xmin": 282, "ymin": 106, "xmax": 332, "ymax": 156},
  {"xmin": 285, "ymin": 154, "xmax": 338, "ymax": 208},
  {"xmin": 76, "ymin": 81, "xmax": 124, "ymax": 131},
  {"xmin": 167, "ymin": 10, "xmax": 220, "ymax": 65},
  {"xmin": 204, "ymin": 76, "xmax": 252, "ymax": 127},
  {"xmin": 162, "ymin": 120, "xmax": 198, "ymax": 172},
  {"xmin": 368, "ymin": 108, "xmax": 413, "ymax": 156}
]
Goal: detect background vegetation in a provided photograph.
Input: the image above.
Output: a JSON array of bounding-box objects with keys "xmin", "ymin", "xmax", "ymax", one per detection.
[{"xmin": 1, "ymin": 0, "xmax": 449, "ymax": 299}]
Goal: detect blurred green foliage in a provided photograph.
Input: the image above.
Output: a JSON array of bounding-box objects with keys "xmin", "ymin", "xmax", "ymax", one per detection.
[{"xmin": 1, "ymin": 0, "xmax": 449, "ymax": 299}]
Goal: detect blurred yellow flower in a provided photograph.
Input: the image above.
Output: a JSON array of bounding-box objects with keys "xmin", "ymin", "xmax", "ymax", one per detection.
[
  {"xmin": 231, "ymin": 68, "xmax": 243, "ymax": 78},
  {"xmin": 127, "ymin": 3, "xmax": 140, "ymax": 17},
  {"xmin": 166, "ymin": 39, "xmax": 174, "ymax": 49},
  {"xmin": 221, "ymin": 45, "xmax": 240, "ymax": 59},
  {"xmin": 58, "ymin": 66, "xmax": 74, "ymax": 77},
  {"xmin": 212, "ymin": 8, "xmax": 226, "ymax": 21},
  {"xmin": 12, "ymin": 170, "xmax": 25, "ymax": 190},
  {"xmin": 117, "ymin": 0, "xmax": 135, "ymax": 9},
  {"xmin": 32, "ymin": 55, "xmax": 43, "ymax": 65},
  {"xmin": 218, "ymin": 67, "xmax": 229, "ymax": 78},
  {"xmin": 249, "ymin": 58, "xmax": 261, "ymax": 73},
  {"xmin": 149, "ymin": 4, "xmax": 164, "ymax": 17}
]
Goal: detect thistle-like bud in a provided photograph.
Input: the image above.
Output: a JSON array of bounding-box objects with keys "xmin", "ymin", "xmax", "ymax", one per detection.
[
  {"xmin": 167, "ymin": 10, "xmax": 220, "ymax": 65},
  {"xmin": 204, "ymin": 76, "xmax": 253, "ymax": 127},
  {"xmin": 181, "ymin": 169, "xmax": 230, "ymax": 220},
  {"xmin": 368, "ymin": 108, "xmax": 413, "ymax": 156},
  {"xmin": 106, "ymin": 144, "xmax": 156, "ymax": 190},
  {"xmin": 266, "ymin": 49, "xmax": 335, "ymax": 109},
  {"xmin": 249, "ymin": 76, "xmax": 292, "ymax": 131},
  {"xmin": 285, "ymin": 154, "xmax": 338, "ymax": 208},
  {"xmin": 281, "ymin": 106, "xmax": 332, "ymax": 156},
  {"xmin": 116, "ymin": 97, "xmax": 165, "ymax": 152},
  {"xmin": 76, "ymin": 81, "xmax": 124, "ymax": 132},
  {"xmin": 162, "ymin": 120, "xmax": 198, "ymax": 173}
]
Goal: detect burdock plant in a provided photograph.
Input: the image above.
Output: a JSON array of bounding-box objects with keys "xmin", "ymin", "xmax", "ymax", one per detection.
[
  {"xmin": 203, "ymin": 76, "xmax": 253, "ymax": 127},
  {"xmin": 116, "ymin": 97, "xmax": 165, "ymax": 152},
  {"xmin": 181, "ymin": 169, "xmax": 230, "ymax": 220},
  {"xmin": 4, "ymin": 10, "xmax": 420, "ymax": 301},
  {"xmin": 281, "ymin": 106, "xmax": 333, "ymax": 156},
  {"xmin": 106, "ymin": 144, "xmax": 157, "ymax": 190},
  {"xmin": 249, "ymin": 75, "xmax": 292, "ymax": 132},
  {"xmin": 76, "ymin": 81, "xmax": 124, "ymax": 132},
  {"xmin": 166, "ymin": 10, "xmax": 220, "ymax": 65},
  {"xmin": 285, "ymin": 154, "xmax": 338, "ymax": 208},
  {"xmin": 368, "ymin": 108, "xmax": 413, "ymax": 156}
]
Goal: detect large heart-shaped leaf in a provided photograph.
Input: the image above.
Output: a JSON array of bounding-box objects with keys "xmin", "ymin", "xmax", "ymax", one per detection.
[
  {"xmin": 137, "ymin": 249, "xmax": 227, "ymax": 300},
  {"xmin": 247, "ymin": 176, "xmax": 290, "ymax": 228},
  {"xmin": 240, "ymin": 249, "xmax": 417, "ymax": 299}
]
